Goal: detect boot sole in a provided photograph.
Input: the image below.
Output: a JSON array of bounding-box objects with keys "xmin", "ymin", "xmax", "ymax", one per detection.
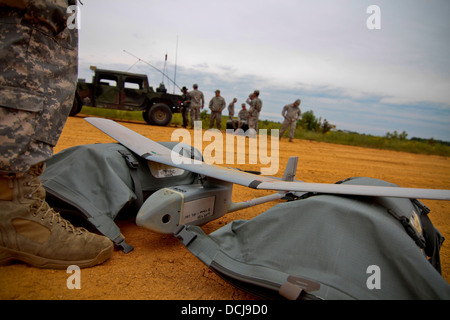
[{"xmin": 0, "ymin": 242, "xmax": 113, "ymax": 269}]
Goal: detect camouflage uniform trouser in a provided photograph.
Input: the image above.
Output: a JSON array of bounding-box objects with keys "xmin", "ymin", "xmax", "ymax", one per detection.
[
  {"xmin": 181, "ymin": 106, "xmax": 190, "ymax": 127},
  {"xmin": 0, "ymin": 1, "xmax": 78, "ymax": 174},
  {"xmin": 209, "ymin": 111, "xmax": 222, "ymax": 129},
  {"xmin": 280, "ymin": 118, "xmax": 297, "ymax": 139},
  {"xmin": 248, "ymin": 114, "xmax": 259, "ymax": 131},
  {"xmin": 190, "ymin": 105, "xmax": 201, "ymax": 125}
]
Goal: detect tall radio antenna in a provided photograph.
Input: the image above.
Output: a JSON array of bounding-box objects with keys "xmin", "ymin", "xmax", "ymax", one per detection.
[
  {"xmin": 173, "ymin": 36, "xmax": 179, "ymax": 94},
  {"xmin": 162, "ymin": 52, "xmax": 167, "ymax": 85}
]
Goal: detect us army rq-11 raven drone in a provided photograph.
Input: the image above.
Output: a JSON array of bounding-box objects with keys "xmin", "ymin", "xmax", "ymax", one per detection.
[{"xmin": 85, "ymin": 117, "xmax": 450, "ymax": 235}]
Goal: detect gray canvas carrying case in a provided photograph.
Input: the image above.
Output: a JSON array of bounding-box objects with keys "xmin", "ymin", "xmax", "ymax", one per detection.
[{"xmin": 175, "ymin": 177, "xmax": 450, "ymax": 300}]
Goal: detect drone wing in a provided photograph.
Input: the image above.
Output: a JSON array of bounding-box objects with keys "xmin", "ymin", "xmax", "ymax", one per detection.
[
  {"xmin": 85, "ymin": 118, "xmax": 450, "ymax": 200},
  {"xmin": 255, "ymin": 180, "xmax": 450, "ymax": 200}
]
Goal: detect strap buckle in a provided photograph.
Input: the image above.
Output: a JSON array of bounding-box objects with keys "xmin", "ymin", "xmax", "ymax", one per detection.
[
  {"xmin": 119, "ymin": 150, "xmax": 139, "ymax": 169},
  {"xmin": 113, "ymin": 235, "xmax": 134, "ymax": 253},
  {"xmin": 174, "ymin": 225, "xmax": 197, "ymax": 246}
]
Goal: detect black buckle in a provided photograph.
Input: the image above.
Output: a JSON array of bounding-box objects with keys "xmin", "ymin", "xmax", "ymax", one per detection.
[{"xmin": 119, "ymin": 150, "xmax": 139, "ymax": 169}]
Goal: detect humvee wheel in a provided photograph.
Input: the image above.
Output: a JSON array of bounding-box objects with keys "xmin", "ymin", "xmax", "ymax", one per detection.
[{"xmin": 145, "ymin": 103, "xmax": 172, "ymax": 126}]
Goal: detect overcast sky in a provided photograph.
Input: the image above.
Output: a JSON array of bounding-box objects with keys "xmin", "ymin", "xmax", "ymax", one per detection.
[{"xmin": 76, "ymin": 0, "xmax": 450, "ymax": 141}]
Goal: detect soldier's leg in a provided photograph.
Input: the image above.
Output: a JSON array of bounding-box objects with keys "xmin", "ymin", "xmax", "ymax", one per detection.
[
  {"xmin": 0, "ymin": 7, "xmax": 79, "ymax": 173},
  {"xmin": 216, "ymin": 114, "xmax": 222, "ymax": 130},
  {"xmin": 279, "ymin": 120, "xmax": 289, "ymax": 139},
  {"xmin": 195, "ymin": 106, "xmax": 201, "ymax": 121},
  {"xmin": 182, "ymin": 108, "xmax": 188, "ymax": 127},
  {"xmin": 209, "ymin": 112, "xmax": 215, "ymax": 129},
  {"xmin": 248, "ymin": 117, "xmax": 258, "ymax": 138},
  {"xmin": 0, "ymin": 3, "xmax": 112, "ymax": 269},
  {"xmin": 289, "ymin": 122, "xmax": 296, "ymax": 141},
  {"xmin": 248, "ymin": 117, "xmax": 256, "ymax": 131},
  {"xmin": 190, "ymin": 107, "xmax": 198, "ymax": 128}
]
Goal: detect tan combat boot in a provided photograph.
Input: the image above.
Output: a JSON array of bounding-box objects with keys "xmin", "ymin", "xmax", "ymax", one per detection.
[{"xmin": 0, "ymin": 163, "xmax": 113, "ymax": 269}]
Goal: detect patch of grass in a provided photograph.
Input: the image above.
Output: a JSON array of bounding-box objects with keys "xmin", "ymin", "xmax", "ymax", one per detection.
[
  {"xmin": 79, "ymin": 106, "xmax": 144, "ymax": 121},
  {"xmin": 77, "ymin": 106, "xmax": 450, "ymax": 157}
]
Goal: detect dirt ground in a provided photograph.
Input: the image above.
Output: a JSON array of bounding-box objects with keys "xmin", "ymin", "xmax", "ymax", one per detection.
[{"xmin": 1, "ymin": 115, "xmax": 449, "ymax": 300}]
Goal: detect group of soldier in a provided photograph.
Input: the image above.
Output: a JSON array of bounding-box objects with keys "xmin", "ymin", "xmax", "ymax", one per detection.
[{"xmin": 180, "ymin": 84, "xmax": 302, "ymax": 142}]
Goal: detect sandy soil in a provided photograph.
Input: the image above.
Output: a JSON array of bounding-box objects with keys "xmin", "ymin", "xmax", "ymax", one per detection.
[{"xmin": 1, "ymin": 116, "xmax": 449, "ymax": 300}]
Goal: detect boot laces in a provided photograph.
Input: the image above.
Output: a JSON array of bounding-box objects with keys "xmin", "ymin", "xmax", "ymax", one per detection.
[{"xmin": 27, "ymin": 175, "xmax": 85, "ymax": 235}]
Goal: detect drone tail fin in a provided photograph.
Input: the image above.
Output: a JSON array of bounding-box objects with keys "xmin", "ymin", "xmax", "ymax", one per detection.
[
  {"xmin": 275, "ymin": 156, "xmax": 299, "ymax": 196},
  {"xmin": 281, "ymin": 156, "xmax": 298, "ymax": 185}
]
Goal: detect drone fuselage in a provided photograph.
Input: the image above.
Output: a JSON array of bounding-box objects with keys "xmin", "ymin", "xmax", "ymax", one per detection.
[{"xmin": 136, "ymin": 179, "xmax": 233, "ymax": 234}]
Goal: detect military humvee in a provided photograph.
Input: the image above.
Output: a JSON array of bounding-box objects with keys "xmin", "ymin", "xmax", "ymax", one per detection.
[{"xmin": 69, "ymin": 67, "xmax": 182, "ymax": 126}]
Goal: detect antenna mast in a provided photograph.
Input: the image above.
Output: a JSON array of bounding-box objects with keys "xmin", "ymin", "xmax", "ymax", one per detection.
[
  {"xmin": 173, "ymin": 36, "xmax": 179, "ymax": 94},
  {"xmin": 162, "ymin": 53, "xmax": 167, "ymax": 85}
]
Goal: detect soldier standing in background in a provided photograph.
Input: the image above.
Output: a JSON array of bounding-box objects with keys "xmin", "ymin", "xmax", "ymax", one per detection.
[
  {"xmin": 228, "ymin": 97, "xmax": 237, "ymax": 120},
  {"xmin": 227, "ymin": 97, "xmax": 238, "ymax": 130},
  {"xmin": 180, "ymin": 86, "xmax": 190, "ymax": 128},
  {"xmin": 238, "ymin": 103, "xmax": 249, "ymax": 131},
  {"xmin": 0, "ymin": 0, "xmax": 113, "ymax": 269},
  {"xmin": 280, "ymin": 99, "xmax": 302, "ymax": 142},
  {"xmin": 246, "ymin": 90, "xmax": 262, "ymax": 134},
  {"xmin": 188, "ymin": 83, "xmax": 204, "ymax": 128},
  {"xmin": 208, "ymin": 89, "xmax": 226, "ymax": 130}
]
